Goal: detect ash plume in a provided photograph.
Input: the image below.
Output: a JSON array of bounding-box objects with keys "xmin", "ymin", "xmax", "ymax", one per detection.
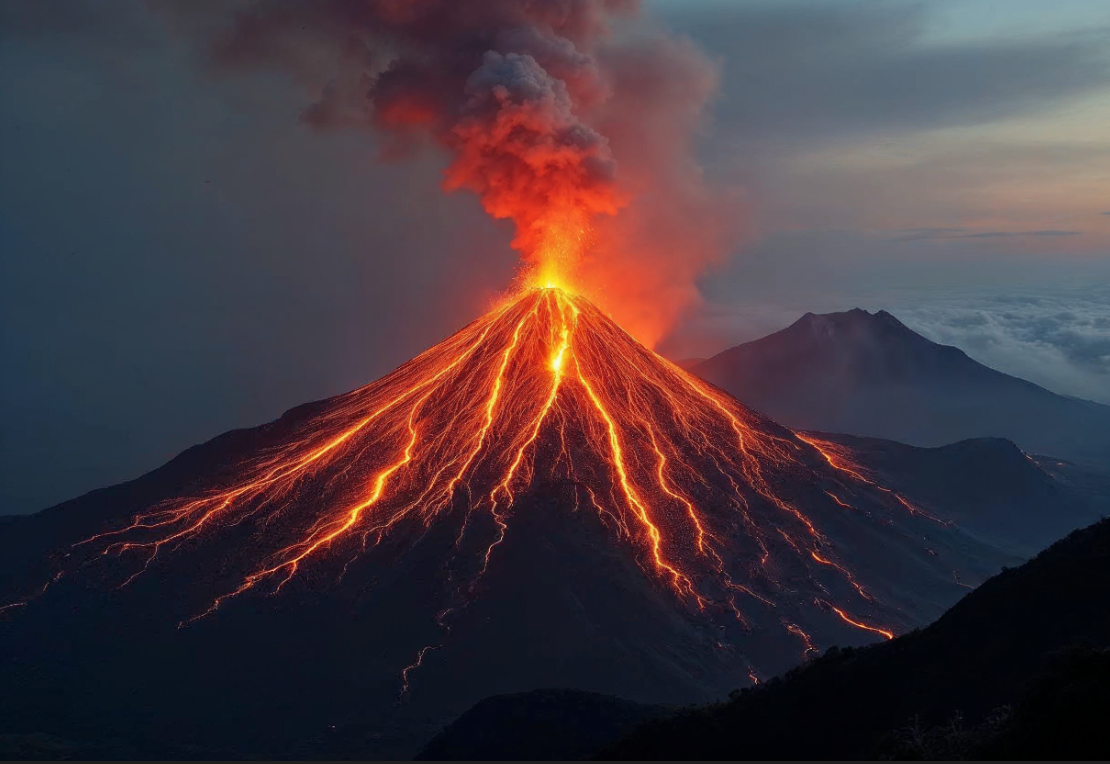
[{"xmin": 157, "ymin": 0, "xmax": 744, "ymax": 344}]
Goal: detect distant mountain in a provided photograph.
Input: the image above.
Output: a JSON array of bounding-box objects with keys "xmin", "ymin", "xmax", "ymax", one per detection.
[
  {"xmin": 692, "ymin": 309, "xmax": 1110, "ymax": 470},
  {"xmin": 602, "ymin": 516, "xmax": 1110, "ymax": 759}
]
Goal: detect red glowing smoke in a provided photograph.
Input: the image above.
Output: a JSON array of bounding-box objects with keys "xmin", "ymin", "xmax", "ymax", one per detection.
[
  {"xmin": 161, "ymin": 0, "xmax": 744, "ymax": 344},
  {"xmin": 445, "ymin": 49, "xmax": 623, "ymax": 276}
]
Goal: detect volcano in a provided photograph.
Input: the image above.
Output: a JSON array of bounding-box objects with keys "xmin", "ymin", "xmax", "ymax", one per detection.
[{"xmin": 0, "ymin": 288, "xmax": 1081, "ymax": 757}]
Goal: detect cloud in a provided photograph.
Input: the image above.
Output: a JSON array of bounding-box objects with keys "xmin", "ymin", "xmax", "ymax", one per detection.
[
  {"xmin": 960, "ymin": 230, "xmax": 1082, "ymax": 238},
  {"xmin": 0, "ymin": 0, "xmax": 151, "ymax": 45},
  {"xmin": 142, "ymin": 0, "xmax": 745, "ymax": 346},
  {"xmin": 660, "ymin": 2, "xmax": 1110, "ymax": 144},
  {"xmin": 895, "ymin": 286, "xmax": 1110, "ymax": 405},
  {"xmin": 893, "ymin": 228, "xmax": 1084, "ymax": 241},
  {"xmin": 649, "ymin": 1, "xmax": 1110, "ymax": 257}
]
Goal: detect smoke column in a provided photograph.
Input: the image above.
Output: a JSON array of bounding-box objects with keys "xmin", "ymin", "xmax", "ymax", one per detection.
[{"xmin": 161, "ymin": 0, "xmax": 744, "ymax": 346}]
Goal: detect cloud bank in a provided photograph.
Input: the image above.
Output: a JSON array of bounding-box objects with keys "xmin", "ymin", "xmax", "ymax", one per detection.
[{"xmin": 897, "ymin": 286, "xmax": 1110, "ymax": 405}]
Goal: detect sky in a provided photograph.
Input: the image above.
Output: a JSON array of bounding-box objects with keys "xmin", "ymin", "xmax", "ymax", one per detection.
[{"xmin": 2, "ymin": 0, "xmax": 1109, "ymax": 514}]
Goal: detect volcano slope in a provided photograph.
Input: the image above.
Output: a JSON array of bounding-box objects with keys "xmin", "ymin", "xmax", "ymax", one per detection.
[{"xmin": 0, "ymin": 288, "xmax": 1092, "ymax": 757}]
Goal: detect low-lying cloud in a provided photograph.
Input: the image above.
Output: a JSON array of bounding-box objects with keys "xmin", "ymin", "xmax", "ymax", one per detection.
[{"xmin": 896, "ymin": 287, "xmax": 1110, "ymax": 405}]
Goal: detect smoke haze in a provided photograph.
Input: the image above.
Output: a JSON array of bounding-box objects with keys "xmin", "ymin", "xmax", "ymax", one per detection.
[{"xmin": 156, "ymin": 0, "xmax": 742, "ymax": 344}]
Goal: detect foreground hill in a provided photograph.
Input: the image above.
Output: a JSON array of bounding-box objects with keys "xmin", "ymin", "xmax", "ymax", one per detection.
[
  {"xmin": 692, "ymin": 309, "xmax": 1110, "ymax": 469},
  {"xmin": 602, "ymin": 516, "xmax": 1110, "ymax": 759},
  {"xmin": 416, "ymin": 690, "xmax": 666, "ymax": 761}
]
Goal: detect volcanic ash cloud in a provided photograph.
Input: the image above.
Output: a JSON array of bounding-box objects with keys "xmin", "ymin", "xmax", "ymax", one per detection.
[{"xmin": 161, "ymin": 0, "xmax": 746, "ymax": 344}]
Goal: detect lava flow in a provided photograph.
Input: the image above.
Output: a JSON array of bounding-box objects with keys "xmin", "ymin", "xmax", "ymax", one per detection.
[{"xmin": 30, "ymin": 284, "xmax": 962, "ymax": 688}]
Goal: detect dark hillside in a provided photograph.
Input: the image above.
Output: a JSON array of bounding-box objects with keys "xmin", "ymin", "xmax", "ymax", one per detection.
[{"xmin": 603, "ymin": 517, "xmax": 1110, "ymax": 759}]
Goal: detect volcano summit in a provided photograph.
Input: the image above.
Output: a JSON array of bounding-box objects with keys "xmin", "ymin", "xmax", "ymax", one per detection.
[{"xmin": 0, "ymin": 288, "xmax": 1062, "ymax": 756}]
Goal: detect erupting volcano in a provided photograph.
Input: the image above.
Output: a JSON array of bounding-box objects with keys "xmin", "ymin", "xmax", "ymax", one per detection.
[
  {"xmin": 0, "ymin": 284, "xmax": 1042, "ymax": 756},
  {"xmin": 0, "ymin": 3, "xmax": 1046, "ymax": 752},
  {"xmin": 3, "ymin": 3, "xmax": 1100, "ymax": 759},
  {"xmin": 82, "ymin": 287, "xmax": 906, "ymax": 633},
  {"xmin": 25, "ymin": 284, "xmax": 1003, "ymax": 684}
]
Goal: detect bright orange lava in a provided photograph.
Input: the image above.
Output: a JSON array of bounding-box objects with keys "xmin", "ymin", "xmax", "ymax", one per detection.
[{"xmin": 50, "ymin": 287, "xmax": 924, "ymax": 689}]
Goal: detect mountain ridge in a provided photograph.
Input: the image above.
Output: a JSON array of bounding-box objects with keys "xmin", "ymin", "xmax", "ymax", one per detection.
[{"xmin": 692, "ymin": 308, "xmax": 1110, "ymax": 469}]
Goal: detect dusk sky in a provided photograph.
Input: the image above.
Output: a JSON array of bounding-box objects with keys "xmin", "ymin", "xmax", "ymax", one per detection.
[{"xmin": 2, "ymin": 0, "xmax": 1109, "ymax": 514}]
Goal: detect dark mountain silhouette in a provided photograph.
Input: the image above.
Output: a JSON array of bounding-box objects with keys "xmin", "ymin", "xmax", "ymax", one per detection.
[
  {"xmin": 0, "ymin": 292, "xmax": 1099, "ymax": 758},
  {"xmin": 601, "ymin": 516, "xmax": 1110, "ymax": 760},
  {"xmin": 419, "ymin": 652, "xmax": 1110, "ymax": 762},
  {"xmin": 975, "ymin": 647, "xmax": 1110, "ymax": 760},
  {"xmin": 416, "ymin": 689, "xmax": 667, "ymax": 761},
  {"xmin": 692, "ymin": 309, "xmax": 1110, "ymax": 470}
]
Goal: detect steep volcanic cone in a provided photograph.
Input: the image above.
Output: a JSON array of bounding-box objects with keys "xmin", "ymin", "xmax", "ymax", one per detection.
[
  {"xmin": 72, "ymin": 288, "xmax": 906, "ymax": 633},
  {"xmin": 1, "ymin": 288, "xmax": 1016, "ymax": 754}
]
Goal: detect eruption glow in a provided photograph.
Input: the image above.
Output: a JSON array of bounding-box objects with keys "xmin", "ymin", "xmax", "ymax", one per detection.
[{"xmin": 159, "ymin": 0, "xmax": 742, "ymax": 342}]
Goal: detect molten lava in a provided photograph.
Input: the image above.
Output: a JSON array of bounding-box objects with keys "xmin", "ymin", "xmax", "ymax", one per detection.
[{"xmin": 24, "ymin": 286, "xmax": 963, "ymax": 691}]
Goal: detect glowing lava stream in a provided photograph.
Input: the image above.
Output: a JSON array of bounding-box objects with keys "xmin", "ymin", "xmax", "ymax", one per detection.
[
  {"xmin": 795, "ymin": 433, "xmax": 948, "ymax": 525},
  {"xmin": 29, "ymin": 286, "xmax": 932, "ymax": 687}
]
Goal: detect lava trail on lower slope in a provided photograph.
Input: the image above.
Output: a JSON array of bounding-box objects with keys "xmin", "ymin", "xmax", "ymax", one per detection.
[{"xmin": 9, "ymin": 287, "xmax": 976, "ymax": 689}]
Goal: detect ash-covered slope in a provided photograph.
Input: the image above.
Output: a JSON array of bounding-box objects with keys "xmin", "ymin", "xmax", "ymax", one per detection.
[
  {"xmin": 0, "ymin": 290, "xmax": 1094, "ymax": 758},
  {"xmin": 692, "ymin": 308, "xmax": 1110, "ymax": 469}
]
